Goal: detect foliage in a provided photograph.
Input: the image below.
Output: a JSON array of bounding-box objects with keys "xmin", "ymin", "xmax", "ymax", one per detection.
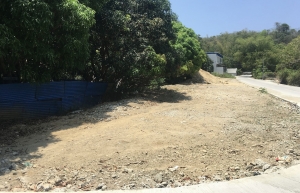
[
  {"xmin": 169, "ymin": 21, "xmax": 206, "ymax": 79},
  {"xmin": 0, "ymin": 0, "xmax": 96, "ymax": 82},
  {"xmin": 201, "ymin": 23, "xmax": 300, "ymax": 86},
  {"xmin": 277, "ymin": 68, "xmax": 291, "ymax": 84},
  {"xmin": 234, "ymin": 32, "xmax": 278, "ymax": 72},
  {"xmin": 271, "ymin": 23, "xmax": 300, "ymax": 44},
  {"xmin": 86, "ymin": 0, "xmax": 175, "ymax": 94},
  {"xmin": 258, "ymin": 87, "xmax": 268, "ymax": 94},
  {"xmin": 277, "ymin": 36, "xmax": 300, "ymax": 71},
  {"xmin": 211, "ymin": 72, "xmax": 235, "ymax": 79},
  {"xmin": 286, "ymin": 70, "xmax": 300, "ymax": 86},
  {"xmin": 276, "ymin": 36, "xmax": 300, "ymax": 86},
  {"xmin": 237, "ymin": 69, "xmax": 243, "ymax": 75},
  {"xmin": 201, "ymin": 55, "xmax": 214, "ymax": 72}
]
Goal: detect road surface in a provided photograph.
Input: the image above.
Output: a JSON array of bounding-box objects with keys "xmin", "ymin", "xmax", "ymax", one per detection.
[{"xmin": 237, "ymin": 76, "xmax": 300, "ymax": 107}]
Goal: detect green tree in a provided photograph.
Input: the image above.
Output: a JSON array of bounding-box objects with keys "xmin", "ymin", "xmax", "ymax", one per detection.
[
  {"xmin": 169, "ymin": 21, "xmax": 206, "ymax": 78},
  {"xmin": 233, "ymin": 32, "xmax": 278, "ymax": 73},
  {"xmin": 276, "ymin": 36, "xmax": 300, "ymax": 86},
  {"xmin": 87, "ymin": 0, "xmax": 174, "ymax": 93},
  {"xmin": 0, "ymin": 0, "xmax": 96, "ymax": 82}
]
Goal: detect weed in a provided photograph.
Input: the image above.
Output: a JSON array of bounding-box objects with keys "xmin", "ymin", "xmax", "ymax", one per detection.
[{"xmin": 259, "ymin": 87, "xmax": 268, "ymax": 94}]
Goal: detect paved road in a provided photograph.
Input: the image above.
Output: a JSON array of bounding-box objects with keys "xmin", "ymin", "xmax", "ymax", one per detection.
[
  {"xmin": 100, "ymin": 164, "xmax": 300, "ymax": 193},
  {"xmin": 237, "ymin": 76, "xmax": 300, "ymax": 106}
]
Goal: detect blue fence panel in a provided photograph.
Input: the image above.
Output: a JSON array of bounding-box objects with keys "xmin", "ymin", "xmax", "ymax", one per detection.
[
  {"xmin": 62, "ymin": 81, "xmax": 87, "ymax": 112},
  {"xmin": 23, "ymin": 100, "xmax": 62, "ymax": 119},
  {"xmin": 0, "ymin": 81, "xmax": 108, "ymax": 121},
  {"xmin": 0, "ymin": 102, "xmax": 25, "ymax": 120},
  {"xmin": 36, "ymin": 82, "xmax": 64, "ymax": 101},
  {"xmin": 84, "ymin": 82, "xmax": 107, "ymax": 107},
  {"xmin": 0, "ymin": 83, "xmax": 36, "ymax": 102}
]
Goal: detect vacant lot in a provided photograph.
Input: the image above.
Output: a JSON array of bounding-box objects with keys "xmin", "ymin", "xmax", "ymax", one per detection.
[{"xmin": 0, "ymin": 70, "xmax": 300, "ymax": 192}]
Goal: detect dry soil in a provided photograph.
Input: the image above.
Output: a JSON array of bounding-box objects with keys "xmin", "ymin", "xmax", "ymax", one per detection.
[{"xmin": 0, "ymin": 70, "xmax": 300, "ymax": 192}]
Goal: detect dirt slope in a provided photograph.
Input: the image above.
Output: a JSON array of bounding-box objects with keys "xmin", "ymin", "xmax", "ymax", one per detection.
[
  {"xmin": 191, "ymin": 69, "xmax": 223, "ymax": 84},
  {"xmin": 0, "ymin": 72, "xmax": 300, "ymax": 192}
]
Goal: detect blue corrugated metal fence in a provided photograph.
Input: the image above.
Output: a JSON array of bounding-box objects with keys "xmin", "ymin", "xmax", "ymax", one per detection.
[{"xmin": 0, "ymin": 81, "xmax": 107, "ymax": 121}]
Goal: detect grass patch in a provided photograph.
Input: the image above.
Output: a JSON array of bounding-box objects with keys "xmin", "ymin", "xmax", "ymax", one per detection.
[
  {"xmin": 211, "ymin": 72, "xmax": 236, "ymax": 79},
  {"xmin": 259, "ymin": 87, "xmax": 268, "ymax": 94}
]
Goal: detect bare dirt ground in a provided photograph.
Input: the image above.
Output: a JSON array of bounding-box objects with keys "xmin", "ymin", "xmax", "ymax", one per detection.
[{"xmin": 1, "ymin": 70, "xmax": 300, "ymax": 192}]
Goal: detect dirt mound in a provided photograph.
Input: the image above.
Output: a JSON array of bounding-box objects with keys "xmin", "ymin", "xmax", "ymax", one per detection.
[{"xmin": 192, "ymin": 69, "xmax": 222, "ymax": 84}]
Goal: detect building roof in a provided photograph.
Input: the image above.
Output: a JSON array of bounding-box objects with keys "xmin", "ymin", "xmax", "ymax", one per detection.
[{"xmin": 206, "ymin": 52, "xmax": 223, "ymax": 58}]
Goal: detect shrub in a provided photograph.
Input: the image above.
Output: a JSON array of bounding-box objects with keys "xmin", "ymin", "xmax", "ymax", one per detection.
[
  {"xmin": 237, "ymin": 69, "xmax": 243, "ymax": 75},
  {"xmin": 264, "ymin": 72, "xmax": 276, "ymax": 79},
  {"xmin": 211, "ymin": 72, "xmax": 236, "ymax": 79},
  {"xmin": 277, "ymin": 68, "xmax": 290, "ymax": 84},
  {"xmin": 287, "ymin": 70, "xmax": 300, "ymax": 86}
]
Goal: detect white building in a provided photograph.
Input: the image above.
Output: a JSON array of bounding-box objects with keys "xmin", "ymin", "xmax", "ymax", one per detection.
[
  {"xmin": 206, "ymin": 52, "xmax": 225, "ymax": 74},
  {"xmin": 227, "ymin": 68, "xmax": 237, "ymax": 76}
]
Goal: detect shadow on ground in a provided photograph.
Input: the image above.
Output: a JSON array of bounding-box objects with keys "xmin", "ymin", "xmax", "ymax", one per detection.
[{"xmin": 0, "ymin": 87, "xmax": 192, "ymax": 176}]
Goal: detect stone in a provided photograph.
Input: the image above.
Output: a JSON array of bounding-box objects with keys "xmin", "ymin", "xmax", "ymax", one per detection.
[
  {"xmin": 111, "ymin": 174, "xmax": 118, "ymax": 179},
  {"xmin": 29, "ymin": 184, "xmax": 36, "ymax": 190},
  {"xmin": 246, "ymin": 165, "xmax": 253, "ymax": 171},
  {"xmin": 123, "ymin": 168, "xmax": 133, "ymax": 173},
  {"xmin": 156, "ymin": 184, "xmax": 164, "ymax": 188},
  {"xmin": 169, "ymin": 166, "xmax": 179, "ymax": 172},
  {"xmin": 251, "ymin": 171, "xmax": 261, "ymax": 176},
  {"xmin": 44, "ymin": 184, "xmax": 52, "ymax": 191},
  {"xmin": 96, "ymin": 183, "xmax": 105, "ymax": 190},
  {"xmin": 37, "ymin": 183, "xmax": 52, "ymax": 192},
  {"xmin": 174, "ymin": 181, "xmax": 182, "ymax": 187},
  {"xmin": 101, "ymin": 185, "xmax": 107, "ymax": 190},
  {"xmin": 244, "ymin": 172, "xmax": 253, "ymax": 177},
  {"xmin": 55, "ymin": 177, "xmax": 62, "ymax": 185},
  {"xmin": 128, "ymin": 184, "xmax": 135, "ymax": 188},
  {"xmin": 0, "ymin": 185, "xmax": 5, "ymax": 189},
  {"xmin": 287, "ymin": 149, "xmax": 294, "ymax": 153},
  {"xmin": 161, "ymin": 182, "xmax": 168, "ymax": 186},
  {"xmin": 214, "ymin": 175, "xmax": 222, "ymax": 181},
  {"xmin": 154, "ymin": 173, "xmax": 163, "ymax": 183},
  {"xmin": 255, "ymin": 159, "xmax": 266, "ymax": 167},
  {"xmin": 262, "ymin": 164, "xmax": 271, "ymax": 171}
]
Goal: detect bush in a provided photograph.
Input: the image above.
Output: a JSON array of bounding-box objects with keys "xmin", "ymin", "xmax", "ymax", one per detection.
[
  {"xmin": 277, "ymin": 68, "xmax": 290, "ymax": 84},
  {"xmin": 287, "ymin": 70, "xmax": 300, "ymax": 86},
  {"xmin": 237, "ymin": 69, "xmax": 243, "ymax": 75},
  {"xmin": 264, "ymin": 72, "xmax": 276, "ymax": 79},
  {"xmin": 211, "ymin": 72, "xmax": 236, "ymax": 79}
]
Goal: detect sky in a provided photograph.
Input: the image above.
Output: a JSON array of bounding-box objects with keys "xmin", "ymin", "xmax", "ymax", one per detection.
[{"xmin": 169, "ymin": 0, "xmax": 300, "ymax": 37}]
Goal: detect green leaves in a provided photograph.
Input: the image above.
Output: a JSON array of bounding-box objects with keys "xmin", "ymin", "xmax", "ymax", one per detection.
[
  {"xmin": 0, "ymin": 0, "xmax": 96, "ymax": 82},
  {"xmin": 169, "ymin": 21, "xmax": 206, "ymax": 77},
  {"xmin": 85, "ymin": 0, "xmax": 176, "ymax": 92}
]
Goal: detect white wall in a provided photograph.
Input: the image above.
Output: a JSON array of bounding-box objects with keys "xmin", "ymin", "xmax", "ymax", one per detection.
[
  {"xmin": 215, "ymin": 67, "xmax": 225, "ymax": 74},
  {"xmin": 207, "ymin": 53, "xmax": 224, "ymax": 74}
]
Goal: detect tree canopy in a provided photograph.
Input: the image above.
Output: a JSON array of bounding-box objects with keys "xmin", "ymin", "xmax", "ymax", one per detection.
[
  {"xmin": 201, "ymin": 23, "xmax": 300, "ymax": 84},
  {"xmin": 0, "ymin": 0, "xmax": 98, "ymax": 82},
  {"xmin": 0, "ymin": 0, "xmax": 207, "ymax": 93}
]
